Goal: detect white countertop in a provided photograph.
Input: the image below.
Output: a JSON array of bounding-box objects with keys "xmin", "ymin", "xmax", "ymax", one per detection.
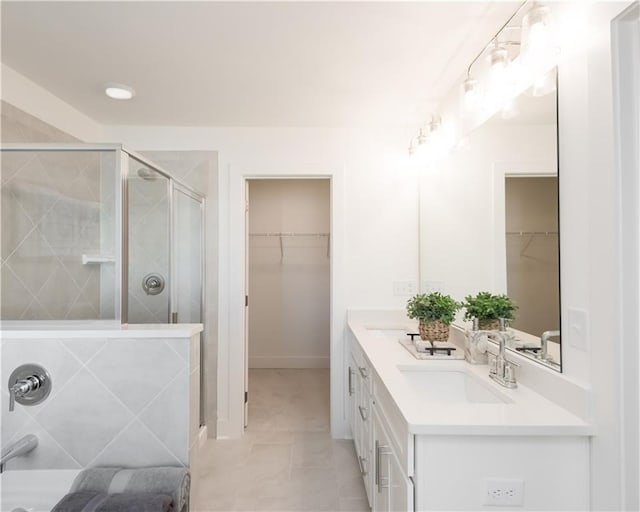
[
  {"xmin": 348, "ymin": 311, "xmax": 594, "ymax": 436},
  {"xmin": 0, "ymin": 320, "xmax": 203, "ymax": 338}
]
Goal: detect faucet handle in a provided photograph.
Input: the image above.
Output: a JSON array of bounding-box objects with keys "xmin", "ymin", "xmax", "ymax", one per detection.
[{"xmin": 7, "ymin": 365, "xmax": 51, "ymax": 413}]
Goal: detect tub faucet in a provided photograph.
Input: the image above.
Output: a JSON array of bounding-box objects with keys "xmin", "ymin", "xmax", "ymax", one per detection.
[
  {"xmin": 0, "ymin": 434, "xmax": 38, "ymax": 473},
  {"xmin": 470, "ymin": 320, "xmax": 518, "ymax": 389}
]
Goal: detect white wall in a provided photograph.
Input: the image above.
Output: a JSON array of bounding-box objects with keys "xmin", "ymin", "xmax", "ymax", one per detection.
[
  {"xmin": 1, "ymin": 64, "xmax": 103, "ymax": 142},
  {"xmin": 102, "ymin": 124, "xmax": 420, "ymax": 439},
  {"xmin": 248, "ymin": 179, "xmax": 330, "ymax": 369},
  {"xmin": 558, "ymin": 2, "xmax": 637, "ymax": 509}
]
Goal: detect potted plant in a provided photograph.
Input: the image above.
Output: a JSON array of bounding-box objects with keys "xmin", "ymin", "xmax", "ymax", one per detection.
[
  {"xmin": 462, "ymin": 291, "xmax": 517, "ymax": 330},
  {"xmin": 406, "ymin": 292, "xmax": 460, "ymax": 342}
]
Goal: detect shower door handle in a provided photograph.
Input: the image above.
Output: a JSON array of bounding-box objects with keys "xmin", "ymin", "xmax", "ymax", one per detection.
[{"xmin": 171, "ymin": 312, "xmax": 178, "ymax": 323}]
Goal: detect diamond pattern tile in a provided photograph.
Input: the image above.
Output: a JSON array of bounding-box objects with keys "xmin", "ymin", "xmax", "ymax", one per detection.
[
  {"xmin": 87, "ymin": 338, "xmax": 185, "ymax": 413},
  {"xmin": 1, "ymin": 149, "xmax": 104, "ymax": 320},
  {"xmin": 0, "ymin": 263, "xmax": 34, "ymax": 319},
  {"xmin": 1, "ymin": 187, "xmax": 35, "ymax": 260},
  {"xmin": 138, "ymin": 370, "xmax": 190, "ymax": 463},
  {"xmin": 90, "ymin": 418, "xmax": 183, "ymax": 468},
  {"xmin": 5, "ymin": 227, "xmax": 58, "ymax": 297},
  {"xmin": 61, "ymin": 337, "xmax": 107, "ymax": 364},
  {"xmin": 35, "ymin": 368, "xmax": 134, "ymax": 466}
]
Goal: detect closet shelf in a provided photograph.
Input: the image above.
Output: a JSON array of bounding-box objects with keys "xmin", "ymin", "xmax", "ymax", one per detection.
[
  {"xmin": 82, "ymin": 254, "xmax": 116, "ymax": 265},
  {"xmin": 249, "ymin": 232, "xmax": 330, "ymax": 237}
]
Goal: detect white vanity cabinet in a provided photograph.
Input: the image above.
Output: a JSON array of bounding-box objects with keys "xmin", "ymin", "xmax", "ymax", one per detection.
[
  {"xmin": 346, "ymin": 315, "xmax": 593, "ymax": 512},
  {"xmin": 349, "ymin": 341, "xmax": 374, "ymax": 502}
]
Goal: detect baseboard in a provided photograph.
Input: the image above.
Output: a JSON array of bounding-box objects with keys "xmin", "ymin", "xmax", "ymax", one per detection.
[{"xmin": 249, "ymin": 356, "xmax": 330, "ymax": 368}]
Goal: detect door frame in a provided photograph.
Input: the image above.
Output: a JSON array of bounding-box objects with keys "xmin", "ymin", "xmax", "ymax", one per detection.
[
  {"xmin": 244, "ymin": 176, "xmax": 332, "ymax": 429},
  {"xmin": 218, "ymin": 165, "xmax": 346, "ymax": 439}
]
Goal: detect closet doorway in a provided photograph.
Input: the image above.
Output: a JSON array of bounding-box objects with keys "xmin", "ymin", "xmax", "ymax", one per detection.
[{"xmin": 244, "ymin": 178, "xmax": 331, "ymax": 430}]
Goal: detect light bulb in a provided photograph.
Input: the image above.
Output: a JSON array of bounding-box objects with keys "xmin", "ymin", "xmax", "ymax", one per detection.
[
  {"xmin": 105, "ymin": 83, "xmax": 135, "ymax": 100},
  {"xmin": 487, "ymin": 43, "xmax": 511, "ymax": 107},
  {"xmin": 522, "ymin": 3, "xmax": 553, "ymax": 69},
  {"xmin": 417, "ymin": 128, "xmax": 427, "ymax": 145},
  {"xmin": 463, "ymin": 76, "xmax": 481, "ymax": 112}
]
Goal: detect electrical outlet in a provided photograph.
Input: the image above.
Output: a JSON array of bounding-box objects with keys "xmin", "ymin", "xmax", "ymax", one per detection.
[
  {"xmin": 484, "ymin": 479, "xmax": 524, "ymax": 507},
  {"xmin": 393, "ymin": 281, "xmax": 417, "ymax": 296}
]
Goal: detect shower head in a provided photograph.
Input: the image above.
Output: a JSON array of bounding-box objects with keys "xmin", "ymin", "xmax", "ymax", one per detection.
[{"xmin": 137, "ymin": 168, "xmax": 159, "ymax": 181}]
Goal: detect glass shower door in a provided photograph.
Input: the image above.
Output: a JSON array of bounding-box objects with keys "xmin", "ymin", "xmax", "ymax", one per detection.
[
  {"xmin": 173, "ymin": 186, "xmax": 205, "ymax": 426},
  {"xmin": 173, "ymin": 187, "xmax": 203, "ymax": 324},
  {"xmin": 126, "ymin": 159, "xmax": 171, "ymax": 323}
]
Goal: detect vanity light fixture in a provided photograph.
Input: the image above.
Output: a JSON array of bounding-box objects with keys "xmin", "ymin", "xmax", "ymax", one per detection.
[
  {"xmin": 105, "ymin": 83, "xmax": 136, "ymax": 100},
  {"xmin": 521, "ymin": 1, "xmax": 553, "ymax": 65},
  {"xmin": 408, "ymin": 140, "xmax": 416, "ymax": 156},
  {"xmin": 428, "ymin": 115, "xmax": 442, "ymax": 133},
  {"xmin": 462, "ymin": 76, "xmax": 481, "ymax": 112}
]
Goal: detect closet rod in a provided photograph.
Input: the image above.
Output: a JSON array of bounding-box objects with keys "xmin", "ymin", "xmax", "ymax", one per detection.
[
  {"xmin": 249, "ymin": 232, "xmax": 330, "ymax": 237},
  {"xmin": 506, "ymin": 231, "xmax": 558, "ymax": 236}
]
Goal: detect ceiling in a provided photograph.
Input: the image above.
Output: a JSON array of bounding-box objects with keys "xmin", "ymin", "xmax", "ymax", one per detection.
[{"xmin": 1, "ymin": 1, "xmax": 520, "ymax": 127}]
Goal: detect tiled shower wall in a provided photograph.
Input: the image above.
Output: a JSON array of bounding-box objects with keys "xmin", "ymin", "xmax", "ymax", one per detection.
[
  {"xmin": 0, "ymin": 334, "xmax": 198, "ymax": 470},
  {"xmin": 1, "ymin": 101, "xmax": 111, "ymax": 319}
]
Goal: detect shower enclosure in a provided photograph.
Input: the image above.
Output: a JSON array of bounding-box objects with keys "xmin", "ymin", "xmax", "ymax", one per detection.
[{"xmin": 0, "ymin": 144, "xmax": 205, "ymax": 325}]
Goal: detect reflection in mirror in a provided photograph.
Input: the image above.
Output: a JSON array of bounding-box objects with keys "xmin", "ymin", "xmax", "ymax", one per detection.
[{"xmin": 419, "ymin": 68, "xmax": 560, "ymax": 371}]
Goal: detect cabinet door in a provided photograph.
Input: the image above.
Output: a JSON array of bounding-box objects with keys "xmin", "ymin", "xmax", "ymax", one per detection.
[
  {"xmin": 348, "ymin": 355, "xmax": 358, "ymax": 441},
  {"xmin": 372, "ymin": 409, "xmax": 391, "ymax": 512},
  {"xmin": 360, "ymin": 395, "xmax": 373, "ymax": 503},
  {"xmin": 389, "ymin": 452, "xmax": 414, "ymax": 512},
  {"xmin": 373, "ymin": 408, "xmax": 414, "ymax": 512}
]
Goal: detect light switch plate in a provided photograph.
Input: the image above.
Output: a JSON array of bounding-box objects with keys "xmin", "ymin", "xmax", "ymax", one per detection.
[{"xmin": 568, "ymin": 308, "xmax": 589, "ymax": 351}]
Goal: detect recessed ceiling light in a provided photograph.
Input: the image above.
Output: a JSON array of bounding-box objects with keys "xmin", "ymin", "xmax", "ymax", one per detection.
[{"xmin": 105, "ymin": 83, "xmax": 135, "ymax": 100}]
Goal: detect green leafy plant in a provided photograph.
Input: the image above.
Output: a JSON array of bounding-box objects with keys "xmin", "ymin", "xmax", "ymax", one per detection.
[
  {"xmin": 406, "ymin": 292, "xmax": 460, "ymax": 325},
  {"xmin": 462, "ymin": 291, "xmax": 517, "ymax": 322}
]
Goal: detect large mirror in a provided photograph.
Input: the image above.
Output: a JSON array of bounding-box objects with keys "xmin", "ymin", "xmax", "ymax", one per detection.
[{"xmin": 419, "ymin": 69, "xmax": 561, "ymax": 370}]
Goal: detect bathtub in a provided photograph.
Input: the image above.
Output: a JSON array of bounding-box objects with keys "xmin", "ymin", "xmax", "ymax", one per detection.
[{"xmin": 0, "ymin": 470, "xmax": 79, "ymax": 512}]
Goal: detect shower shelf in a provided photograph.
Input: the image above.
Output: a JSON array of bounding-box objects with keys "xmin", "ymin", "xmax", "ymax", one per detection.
[{"xmin": 82, "ymin": 255, "xmax": 116, "ymax": 265}]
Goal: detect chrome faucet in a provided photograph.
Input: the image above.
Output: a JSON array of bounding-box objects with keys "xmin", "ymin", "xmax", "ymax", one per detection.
[
  {"xmin": 0, "ymin": 434, "xmax": 38, "ymax": 472},
  {"xmin": 470, "ymin": 319, "xmax": 518, "ymax": 389}
]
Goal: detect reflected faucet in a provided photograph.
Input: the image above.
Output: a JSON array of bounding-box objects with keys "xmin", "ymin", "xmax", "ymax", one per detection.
[
  {"xmin": 0, "ymin": 434, "xmax": 38, "ymax": 472},
  {"xmin": 540, "ymin": 330, "xmax": 560, "ymax": 362},
  {"xmin": 470, "ymin": 319, "xmax": 518, "ymax": 389}
]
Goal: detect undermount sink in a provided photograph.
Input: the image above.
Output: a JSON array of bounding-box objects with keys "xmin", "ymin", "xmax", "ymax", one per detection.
[{"xmin": 396, "ymin": 366, "xmax": 511, "ymax": 404}]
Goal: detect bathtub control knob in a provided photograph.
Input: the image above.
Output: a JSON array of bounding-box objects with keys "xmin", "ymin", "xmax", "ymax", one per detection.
[{"xmin": 8, "ymin": 364, "xmax": 52, "ymax": 412}]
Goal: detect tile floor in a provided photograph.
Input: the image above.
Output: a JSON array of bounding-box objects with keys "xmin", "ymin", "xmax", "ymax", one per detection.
[{"xmin": 193, "ymin": 369, "xmax": 369, "ymax": 511}]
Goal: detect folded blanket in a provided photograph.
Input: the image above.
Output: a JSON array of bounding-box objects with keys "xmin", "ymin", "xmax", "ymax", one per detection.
[
  {"xmin": 51, "ymin": 491, "xmax": 173, "ymax": 512},
  {"xmin": 70, "ymin": 467, "xmax": 190, "ymax": 512}
]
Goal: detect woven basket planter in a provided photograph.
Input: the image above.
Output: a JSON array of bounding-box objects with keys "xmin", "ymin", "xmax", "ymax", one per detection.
[
  {"xmin": 478, "ymin": 319, "xmax": 501, "ymax": 331},
  {"xmin": 418, "ymin": 320, "xmax": 450, "ymax": 342}
]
